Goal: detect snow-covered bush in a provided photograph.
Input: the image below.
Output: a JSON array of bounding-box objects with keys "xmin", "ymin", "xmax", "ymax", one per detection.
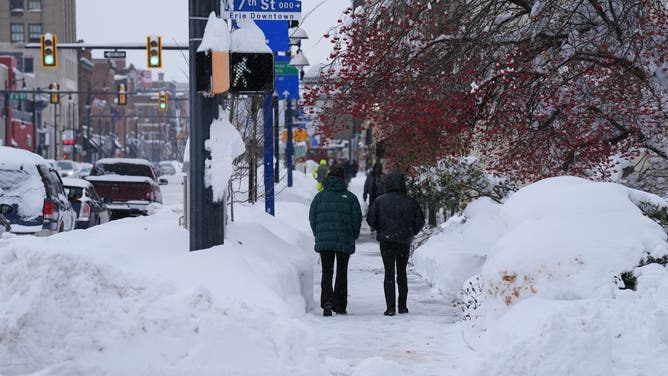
[
  {"xmin": 407, "ymin": 157, "xmax": 516, "ymax": 227},
  {"xmin": 480, "ymin": 177, "xmax": 668, "ymax": 316},
  {"xmin": 413, "ymin": 176, "xmax": 668, "ymax": 375}
]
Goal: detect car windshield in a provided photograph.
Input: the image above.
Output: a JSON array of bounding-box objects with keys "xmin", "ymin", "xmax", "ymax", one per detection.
[
  {"xmin": 57, "ymin": 161, "xmax": 74, "ymax": 170},
  {"xmin": 95, "ymin": 163, "xmax": 153, "ymax": 178},
  {"xmin": 80, "ymin": 166, "xmax": 91, "ymax": 173}
]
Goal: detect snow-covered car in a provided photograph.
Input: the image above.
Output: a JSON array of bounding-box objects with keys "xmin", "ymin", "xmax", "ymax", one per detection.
[
  {"xmin": 55, "ymin": 160, "xmax": 80, "ymax": 178},
  {"xmin": 78, "ymin": 162, "xmax": 93, "ymax": 178},
  {"xmin": 86, "ymin": 158, "xmax": 166, "ymax": 218},
  {"xmin": 0, "ymin": 147, "xmax": 77, "ymax": 235},
  {"xmin": 62, "ymin": 178, "xmax": 111, "ymax": 229}
]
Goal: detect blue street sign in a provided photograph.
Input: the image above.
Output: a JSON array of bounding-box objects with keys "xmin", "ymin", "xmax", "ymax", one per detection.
[
  {"xmin": 276, "ymin": 75, "xmax": 299, "ymax": 99},
  {"xmin": 256, "ymin": 20, "xmax": 289, "ymax": 52},
  {"xmin": 226, "ymin": 0, "xmax": 302, "ymax": 21}
]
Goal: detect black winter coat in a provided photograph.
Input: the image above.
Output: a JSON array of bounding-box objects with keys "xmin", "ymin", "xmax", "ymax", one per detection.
[
  {"xmin": 309, "ymin": 175, "xmax": 363, "ymax": 253},
  {"xmin": 367, "ymin": 172, "xmax": 425, "ymax": 245}
]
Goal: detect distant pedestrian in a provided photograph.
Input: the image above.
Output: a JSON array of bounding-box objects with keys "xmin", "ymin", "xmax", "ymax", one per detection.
[
  {"xmin": 309, "ymin": 166, "xmax": 363, "ymax": 316},
  {"xmin": 363, "ymin": 162, "xmax": 385, "ymax": 214},
  {"xmin": 367, "ymin": 171, "xmax": 425, "ymax": 316},
  {"xmin": 311, "ymin": 159, "xmax": 330, "ymax": 192}
]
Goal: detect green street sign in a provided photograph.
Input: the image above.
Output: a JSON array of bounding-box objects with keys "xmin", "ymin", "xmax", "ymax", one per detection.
[
  {"xmin": 10, "ymin": 93, "xmax": 28, "ymax": 100},
  {"xmin": 274, "ymin": 62, "xmax": 298, "ymax": 76}
]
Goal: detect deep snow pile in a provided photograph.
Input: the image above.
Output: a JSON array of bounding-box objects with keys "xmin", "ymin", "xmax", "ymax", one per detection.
[
  {"xmin": 413, "ymin": 176, "xmax": 668, "ymax": 375},
  {"xmin": 0, "ymin": 173, "xmax": 318, "ymax": 376}
]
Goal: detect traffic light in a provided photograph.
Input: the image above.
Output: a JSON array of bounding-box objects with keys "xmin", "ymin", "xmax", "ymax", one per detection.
[
  {"xmin": 146, "ymin": 35, "xmax": 162, "ymax": 68},
  {"xmin": 117, "ymin": 83, "xmax": 127, "ymax": 105},
  {"xmin": 294, "ymin": 129, "xmax": 308, "ymax": 142},
  {"xmin": 40, "ymin": 33, "xmax": 58, "ymax": 68},
  {"xmin": 49, "ymin": 82, "xmax": 59, "ymax": 104},
  {"xmin": 158, "ymin": 90, "xmax": 168, "ymax": 111}
]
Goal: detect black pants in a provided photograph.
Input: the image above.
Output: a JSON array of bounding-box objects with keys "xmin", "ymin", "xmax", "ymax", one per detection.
[
  {"xmin": 380, "ymin": 241, "xmax": 410, "ymax": 310},
  {"xmin": 320, "ymin": 251, "xmax": 350, "ymax": 311}
]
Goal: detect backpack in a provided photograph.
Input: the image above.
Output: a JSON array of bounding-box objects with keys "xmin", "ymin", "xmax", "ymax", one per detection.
[{"xmin": 315, "ymin": 165, "xmax": 329, "ymax": 183}]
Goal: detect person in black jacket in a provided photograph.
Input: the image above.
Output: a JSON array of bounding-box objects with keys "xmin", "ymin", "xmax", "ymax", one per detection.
[
  {"xmin": 366, "ymin": 171, "xmax": 425, "ymax": 316},
  {"xmin": 362, "ymin": 162, "xmax": 384, "ymax": 216}
]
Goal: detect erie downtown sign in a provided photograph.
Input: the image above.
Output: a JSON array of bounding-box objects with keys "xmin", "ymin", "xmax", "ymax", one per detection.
[{"xmin": 223, "ymin": 0, "xmax": 302, "ymax": 20}]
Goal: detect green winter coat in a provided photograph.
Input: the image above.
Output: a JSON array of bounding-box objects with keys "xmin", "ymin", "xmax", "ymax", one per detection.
[{"xmin": 309, "ymin": 176, "xmax": 363, "ymax": 254}]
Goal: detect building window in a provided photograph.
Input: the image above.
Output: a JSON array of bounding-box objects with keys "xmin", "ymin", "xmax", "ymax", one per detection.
[
  {"xmin": 27, "ymin": 0, "xmax": 41, "ymax": 10},
  {"xmin": 28, "ymin": 24, "xmax": 42, "ymax": 42},
  {"xmin": 11, "ymin": 23, "xmax": 24, "ymax": 43},
  {"xmin": 10, "ymin": 0, "xmax": 23, "ymax": 11},
  {"xmin": 24, "ymin": 57, "xmax": 34, "ymax": 73}
]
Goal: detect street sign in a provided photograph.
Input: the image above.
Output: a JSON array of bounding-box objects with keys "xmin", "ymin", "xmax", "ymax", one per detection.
[
  {"xmin": 275, "ymin": 61, "xmax": 298, "ymax": 75},
  {"xmin": 256, "ymin": 20, "xmax": 289, "ymax": 51},
  {"xmin": 275, "ymin": 74, "xmax": 299, "ymax": 99},
  {"xmin": 104, "ymin": 50, "xmax": 126, "ymax": 58},
  {"xmin": 224, "ymin": 0, "xmax": 302, "ymax": 21},
  {"xmin": 9, "ymin": 93, "xmax": 28, "ymax": 100}
]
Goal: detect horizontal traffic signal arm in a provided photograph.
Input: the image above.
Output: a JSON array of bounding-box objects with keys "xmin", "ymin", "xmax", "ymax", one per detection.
[{"xmin": 25, "ymin": 42, "xmax": 188, "ymax": 50}]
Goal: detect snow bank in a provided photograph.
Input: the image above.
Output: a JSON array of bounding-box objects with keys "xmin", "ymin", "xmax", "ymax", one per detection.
[
  {"xmin": 204, "ymin": 107, "xmax": 245, "ymax": 202},
  {"xmin": 0, "ymin": 198, "xmax": 316, "ymax": 375},
  {"xmin": 412, "ymin": 176, "xmax": 668, "ymax": 375}
]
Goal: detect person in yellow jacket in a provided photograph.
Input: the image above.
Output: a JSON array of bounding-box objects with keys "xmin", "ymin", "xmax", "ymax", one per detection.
[{"xmin": 312, "ymin": 159, "xmax": 330, "ymax": 192}]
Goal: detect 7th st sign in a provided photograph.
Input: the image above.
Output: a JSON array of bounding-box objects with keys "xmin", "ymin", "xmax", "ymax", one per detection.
[{"xmin": 224, "ymin": 0, "xmax": 302, "ymax": 20}]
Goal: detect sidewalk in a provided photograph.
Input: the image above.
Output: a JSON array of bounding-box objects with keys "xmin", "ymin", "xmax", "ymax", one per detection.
[{"xmin": 303, "ymin": 175, "xmax": 466, "ymax": 375}]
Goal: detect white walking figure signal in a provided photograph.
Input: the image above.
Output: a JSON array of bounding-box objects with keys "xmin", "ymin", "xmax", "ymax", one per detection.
[{"xmin": 232, "ymin": 57, "xmax": 251, "ymax": 88}]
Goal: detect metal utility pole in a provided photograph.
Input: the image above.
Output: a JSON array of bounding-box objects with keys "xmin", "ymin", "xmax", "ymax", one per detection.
[
  {"xmin": 286, "ymin": 99, "xmax": 293, "ymax": 187},
  {"xmin": 273, "ymin": 93, "xmax": 279, "ymax": 184},
  {"xmin": 3, "ymin": 81, "xmax": 9, "ymax": 147},
  {"xmin": 52, "ymin": 104, "xmax": 58, "ymax": 159},
  {"xmin": 263, "ymin": 94, "xmax": 274, "ymax": 215},
  {"xmin": 189, "ymin": 0, "xmax": 224, "ymax": 251}
]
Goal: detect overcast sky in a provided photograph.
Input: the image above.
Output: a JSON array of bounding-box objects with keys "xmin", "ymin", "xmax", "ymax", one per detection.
[{"xmin": 76, "ymin": 0, "xmax": 349, "ymax": 82}]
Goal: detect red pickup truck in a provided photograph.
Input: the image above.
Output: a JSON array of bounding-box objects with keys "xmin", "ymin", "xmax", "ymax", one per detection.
[{"xmin": 85, "ymin": 158, "xmax": 166, "ymax": 219}]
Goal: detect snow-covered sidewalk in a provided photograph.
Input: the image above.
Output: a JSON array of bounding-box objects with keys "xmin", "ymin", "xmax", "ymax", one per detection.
[
  {"xmin": 294, "ymin": 175, "xmax": 469, "ymax": 375},
  {"xmin": 305, "ymin": 223, "xmax": 465, "ymax": 375}
]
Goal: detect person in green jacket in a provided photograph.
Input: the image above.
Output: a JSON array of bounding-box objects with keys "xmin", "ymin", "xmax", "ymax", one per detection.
[
  {"xmin": 309, "ymin": 165, "xmax": 363, "ymax": 316},
  {"xmin": 311, "ymin": 159, "xmax": 330, "ymax": 192}
]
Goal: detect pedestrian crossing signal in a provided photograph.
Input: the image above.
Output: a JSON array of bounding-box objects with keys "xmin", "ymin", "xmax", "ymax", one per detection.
[{"xmin": 40, "ymin": 33, "xmax": 58, "ymax": 68}]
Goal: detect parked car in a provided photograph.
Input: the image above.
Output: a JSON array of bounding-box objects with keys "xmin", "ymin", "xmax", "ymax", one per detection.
[
  {"xmin": 61, "ymin": 178, "xmax": 111, "ymax": 229},
  {"xmin": 78, "ymin": 163, "xmax": 93, "ymax": 178},
  {"xmin": 0, "ymin": 213, "xmax": 10, "ymax": 235},
  {"xmin": 55, "ymin": 160, "xmax": 79, "ymax": 178},
  {"xmin": 85, "ymin": 158, "xmax": 166, "ymax": 218},
  {"xmin": 0, "ymin": 146, "xmax": 77, "ymax": 235},
  {"xmin": 158, "ymin": 160, "xmax": 182, "ymax": 176}
]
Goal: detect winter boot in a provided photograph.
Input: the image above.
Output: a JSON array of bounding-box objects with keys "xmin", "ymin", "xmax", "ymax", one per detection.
[{"xmin": 384, "ymin": 308, "xmax": 396, "ymax": 316}]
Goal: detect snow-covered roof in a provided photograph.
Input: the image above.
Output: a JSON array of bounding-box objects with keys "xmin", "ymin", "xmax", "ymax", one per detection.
[
  {"xmin": 96, "ymin": 158, "xmax": 154, "ymax": 167},
  {"xmin": 86, "ymin": 175, "xmax": 154, "ymax": 184},
  {"xmin": 61, "ymin": 177, "xmax": 92, "ymax": 189},
  {"xmin": 0, "ymin": 146, "xmax": 46, "ymax": 169}
]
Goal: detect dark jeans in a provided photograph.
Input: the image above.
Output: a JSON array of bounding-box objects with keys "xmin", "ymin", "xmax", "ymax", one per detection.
[
  {"xmin": 380, "ymin": 241, "xmax": 410, "ymax": 310},
  {"xmin": 320, "ymin": 251, "xmax": 350, "ymax": 311}
]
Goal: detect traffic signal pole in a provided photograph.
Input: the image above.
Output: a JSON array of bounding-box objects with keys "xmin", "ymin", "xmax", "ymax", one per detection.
[{"xmin": 189, "ymin": 0, "xmax": 224, "ymax": 251}]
